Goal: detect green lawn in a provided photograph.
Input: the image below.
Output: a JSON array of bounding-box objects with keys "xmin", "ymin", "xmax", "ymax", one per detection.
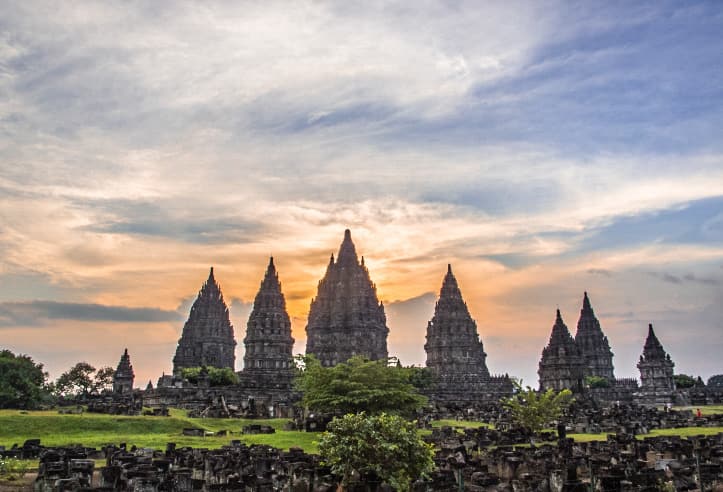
[
  {"xmin": 0, "ymin": 409, "xmax": 320, "ymax": 453},
  {"xmin": 673, "ymin": 405, "xmax": 723, "ymax": 416},
  {"xmin": 2, "ymin": 408, "xmax": 721, "ymax": 457}
]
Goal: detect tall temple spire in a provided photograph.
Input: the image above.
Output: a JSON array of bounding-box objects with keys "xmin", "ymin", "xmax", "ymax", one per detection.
[
  {"xmin": 637, "ymin": 323, "xmax": 675, "ymax": 405},
  {"xmin": 243, "ymin": 257, "xmax": 295, "ymax": 376},
  {"xmin": 173, "ymin": 268, "xmax": 237, "ymax": 375},
  {"xmin": 425, "ymin": 264, "xmax": 491, "ymax": 403},
  {"xmin": 539, "ymin": 309, "xmax": 584, "ymax": 392},
  {"xmin": 574, "ymin": 291, "xmax": 615, "ymax": 381},
  {"xmin": 113, "ymin": 348, "xmax": 135, "ymax": 394},
  {"xmin": 305, "ymin": 229, "xmax": 389, "ymax": 366}
]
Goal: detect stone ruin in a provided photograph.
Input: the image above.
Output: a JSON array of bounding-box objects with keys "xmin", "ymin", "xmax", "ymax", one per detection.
[
  {"xmin": 636, "ymin": 323, "xmax": 676, "ymax": 406},
  {"xmin": 305, "ymin": 229, "xmax": 389, "ymax": 366}
]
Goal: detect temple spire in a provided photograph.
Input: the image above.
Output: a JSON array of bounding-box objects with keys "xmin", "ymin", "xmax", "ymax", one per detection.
[
  {"xmin": 305, "ymin": 229, "xmax": 389, "ymax": 366},
  {"xmin": 539, "ymin": 309, "xmax": 584, "ymax": 392},
  {"xmin": 336, "ymin": 228, "xmax": 358, "ymax": 266},
  {"xmin": 575, "ymin": 291, "xmax": 614, "ymax": 381},
  {"xmin": 244, "ymin": 257, "xmax": 294, "ymax": 375}
]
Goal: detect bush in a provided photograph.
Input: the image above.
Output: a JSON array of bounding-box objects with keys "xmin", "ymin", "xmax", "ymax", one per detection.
[
  {"xmin": 585, "ymin": 376, "xmax": 611, "ymax": 388},
  {"xmin": 0, "ymin": 457, "xmax": 29, "ymax": 481},
  {"xmin": 181, "ymin": 366, "xmax": 239, "ymax": 386},
  {"xmin": 319, "ymin": 413, "xmax": 434, "ymax": 491}
]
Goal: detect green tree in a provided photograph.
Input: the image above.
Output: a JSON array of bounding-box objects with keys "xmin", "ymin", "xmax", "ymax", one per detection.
[
  {"xmin": 93, "ymin": 366, "xmax": 116, "ymax": 393},
  {"xmin": 181, "ymin": 366, "xmax": 239, "ymax": 386},
  {"xmin": 55, "ymin": 362, "xmax": 97, "ymax": 398},
  {"xmin": 585, "ymin": 375, "xmax": 611, "ymax": 388},
  {"xmin": 0, "ymin": 350, "xmax": 49, "ymax": 409},
  {"xmin": 674, "ymin": 374, "xmax": 696, "ymax": 389},
  {"xmin": 294, "ymin": 355, "xmax": 427, "ymax": 416},
  {"xmin": 319, "ymin": 413, "xmax": 434, "ymax": 491},
  {"xmin": 502, "ymin": 384, "xmax": 573, "ymax": 433}
]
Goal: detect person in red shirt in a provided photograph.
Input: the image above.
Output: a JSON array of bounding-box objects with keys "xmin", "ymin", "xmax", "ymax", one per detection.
[{"xmin": 696, "ymin": 408, "xmax": 702, "ymax": 418}]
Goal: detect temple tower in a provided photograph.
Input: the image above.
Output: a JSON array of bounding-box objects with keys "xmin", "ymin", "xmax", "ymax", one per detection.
[
  {"xmin": 243, "ymin": 257, "xmax": 295, "ymax": 377},
  {"xmin": 113, "ymin": 348, "xmax": 134, "ymax": 394},
  {"xmin": 173, "ymin": 267, "xmax": 236, "ymax": 375},
  {"xmin": 574, "ymin": 292, "xmax": 615, "ymax": 381},
  {"xmin": 538, "ymin": 310, "xmax": 585, "ymax": 392},
  {"xmin": 425, "ymin": 265, "xmax": 491, "ymax": 401},
  {"xmin": 305, "ymin": 229, "xmax": 389, "ymax": 366},
  {"xmin": 636, "ymin": 323, "xmax": 675, "ymax": 406}
]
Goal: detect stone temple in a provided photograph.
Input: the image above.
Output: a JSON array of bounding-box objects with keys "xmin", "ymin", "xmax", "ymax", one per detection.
[
  {"xmin": 242, "ymin": 257, "xmax": 295, "ymax": 380},
  {"xmin": 637, "ymin": 323, "xmax": 676, "ymax": 405},
  {"xmin": 424, "ymin": 265, "xmax": 512, "ymax": 404},
  {"xmin": 112, "ymin": 348, "xmax": 134, "ymax": 395},
  {"xmin": 305, "ymin": 229, "xmax": 389, "ymax": 366},
  {"xmin": 538, "ymin": 309, "xmax": 585, "ymax": 393},
  {"xmin": 574, "ymin": 292, "xmax": 615, "ymax": 382},
  {"xmin": 172, "ymin": 267, "xmax": 236, "ymax": 375}
]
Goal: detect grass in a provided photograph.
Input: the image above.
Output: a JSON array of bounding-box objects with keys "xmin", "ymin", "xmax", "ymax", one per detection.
[
  {"xmin": 673, "ymin": 405, "xmax": 723, "ymax": 416},
  {"xmin": 1, "ymin": 407, "xmax": 721, "ymax": 458},
  {"xmin": 0, "ymin": 409, "xmax": 320, "ymax": 454}
]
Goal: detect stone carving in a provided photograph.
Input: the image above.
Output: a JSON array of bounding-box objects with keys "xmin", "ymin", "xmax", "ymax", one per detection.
[
  {"xmin": 243, "ymin": 257, "xmax": 295, "ymax": 378},
  {"xmin": 636, "ymin": 323, "xmax": 676, "ymax": 406},
  {"xmin": 538, "ymin": 309, "xmax": 585, "ymax": 392},
  {"xmin": 305, "ymin": 229, "xmax": 389, "ymax": 366},
  {"xmin": 172, "ymin": 267, "xmax": 236, "ymax": 375},
  {"xmin": 574, "ymin": 292, "xmax": 615, "ymax": 382},
  {"xmin": 425, "ymin": 265, "xmax": 510, "ymax": 403},
  {"xmin": 112, "ymin": 348, "xmax": 134, "ymax": 395}
]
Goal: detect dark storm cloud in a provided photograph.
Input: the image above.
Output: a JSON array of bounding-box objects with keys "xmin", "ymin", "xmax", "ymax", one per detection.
[{"xmin": 0, "ymin": 300, "xmax": 183, "ymax": 327}]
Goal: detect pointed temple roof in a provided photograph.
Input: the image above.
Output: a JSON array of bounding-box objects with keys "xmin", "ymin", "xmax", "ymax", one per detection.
[
  {"xmin": 425, "ymin": 264, "xmax": 489, "ymax": 378},
  {"xmin": 244, "ymin": 257, "xmax": 295, "ymax": 374},
  {"xmin": 539, "ymin": 309, "xmax": 584, "ymax": 392},
  {"xmin": 305, "ymin": 229, "xmax": 389, "ymax": 366},
  {"xmin": 574, "ymin": 291, "xmax": 614, "ymax": 380},
  {"xmin": 549, "ymin": 309, "xmax": 577, "ymax": 347},
  {"xmin": 115, "ymin": 348, "xmax": 134, "ymax": 378},
  {"xmin": 641, "ymin": 323, "xmax": 669, "ymax": 361},
  {"xmin": 172, "ymin": 267, "xmax": 236, "ymax": 374}
]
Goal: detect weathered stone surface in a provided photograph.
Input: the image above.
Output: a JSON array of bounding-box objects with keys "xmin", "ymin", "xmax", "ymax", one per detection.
[
  {"xmin": 425, "ymin": 265, "xmax": 510, "ymax": 403},
  {"xmin": 538, "ymin": 310, "xmax": 585, "ymax": 392},
  {"xmin": 113, "ymin": 348, "xmax": 134, "ymax": 395},
  {"xmin": 173, "ymin": 267, "xmax": 236, "ymax": 374},
  {"xmin": 243, "ymin": 257, "xmax": 295, "ymax": 377},
  {"xmin": 636, "ymin": 323, "xmax": 676, "ymax": 406},
  {"xmin": 305, "ymin": 229, "xmax": 389, "ymax": 366},
  {"xmin": 574, "ymin": 292, "xmax": 615, "ymax": 382}
]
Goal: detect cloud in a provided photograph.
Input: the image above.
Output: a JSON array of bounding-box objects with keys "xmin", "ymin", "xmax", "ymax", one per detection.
[
  {"xmin": 0, "ymin": 300, "xmax": 183, "ymax": 327},
  {"xmin": 587, "ymin": 268, "xmax": 612, "ymax": 277}
]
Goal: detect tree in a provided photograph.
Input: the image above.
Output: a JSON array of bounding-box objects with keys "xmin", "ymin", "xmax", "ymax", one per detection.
[
  {"xmin": 55, "ymin": 362, "xmax": 97, "ymax": 398},
  {"xmin": 319, "ymin": 413, "xmax": 434, "ymax": 491},
  {"xmin": 585, "ymin": 375, "xmax": 611, "ymax": 388},
  {"xmin": 502, "ymin": 384, "xmax": 573, "ymax": 433},
  {"xmin": 294, "ymin": 355, "xmax": 427, "ymax": 416},
  {"xmin": 180, "ymin": 366, "xmax": 239, "ymax": 386},
  {"xmin": 93, "ymin": 366, "xmax": 116, "ymax": 393},
  {"xmin": 0, "ymin": 350, "xmax": 49, "ymax": 409},
  {"xmin": 674, "ymin": 374, "xmax": 696, "ymax": 389}
]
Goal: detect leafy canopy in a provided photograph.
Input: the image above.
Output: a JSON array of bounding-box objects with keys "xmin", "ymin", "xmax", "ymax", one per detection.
[
  {"xmin": 181, "ymin": 366, "xmax": 239, "ymax": 386},
  {"xmin": 55, "ymin": 362, "xmax": 116, "ymax": 397},
  {"xmin": 502, "ymin": 383, "xmax": 573, "ymax": 433},
  {"xmin": 0, "ymin": 349, "xmax": 49, "ymax": 409},
  {"xmin": 294, "ymin": 355, "xmax": 427, "ymax": 416},
  {"xmin": 319, "ymin": 412, "xmax": 434, "ymax": 491},
  {"xmin": 585, "ymin": 375, "xmax": 611, "ymax": 388},
  {"xmin": 673, "ymin": 374, "xmax": 697, "ymax": 389}
]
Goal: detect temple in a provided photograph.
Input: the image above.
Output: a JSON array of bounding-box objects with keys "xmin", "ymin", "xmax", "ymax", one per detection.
[
  {"xmin": 636, "ymin": 323, "xmax": 676, "ymax": 406},
  {"xmin": 574, "ymin": 292, "xmax": 615, "ymax": 382},
  {"xmin": 424, "ymin": 265, "xmax": 511, "ymax": 404},
  {"xmin": 538, "ymin": 309, "xmax": 585, "ymax": 392},
  {"xmin": 242, "ymin": 257, "xmax": 295, "ymax": 379},
  {"xmin": 172, "ymin": 267, "xmax": 236, "ymax": 375},
  {"xmin": 304, "ymin": 229, "xmax": 389, "ymax": 366},
  {"xmin": 112, "ymin": 348, "xmax": 134, "ymax": 395}
]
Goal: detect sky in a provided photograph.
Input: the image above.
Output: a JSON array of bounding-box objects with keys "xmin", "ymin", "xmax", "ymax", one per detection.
[{"xmin": 1, "ymin": 1, "xmax": 722, "ymax": 388}]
